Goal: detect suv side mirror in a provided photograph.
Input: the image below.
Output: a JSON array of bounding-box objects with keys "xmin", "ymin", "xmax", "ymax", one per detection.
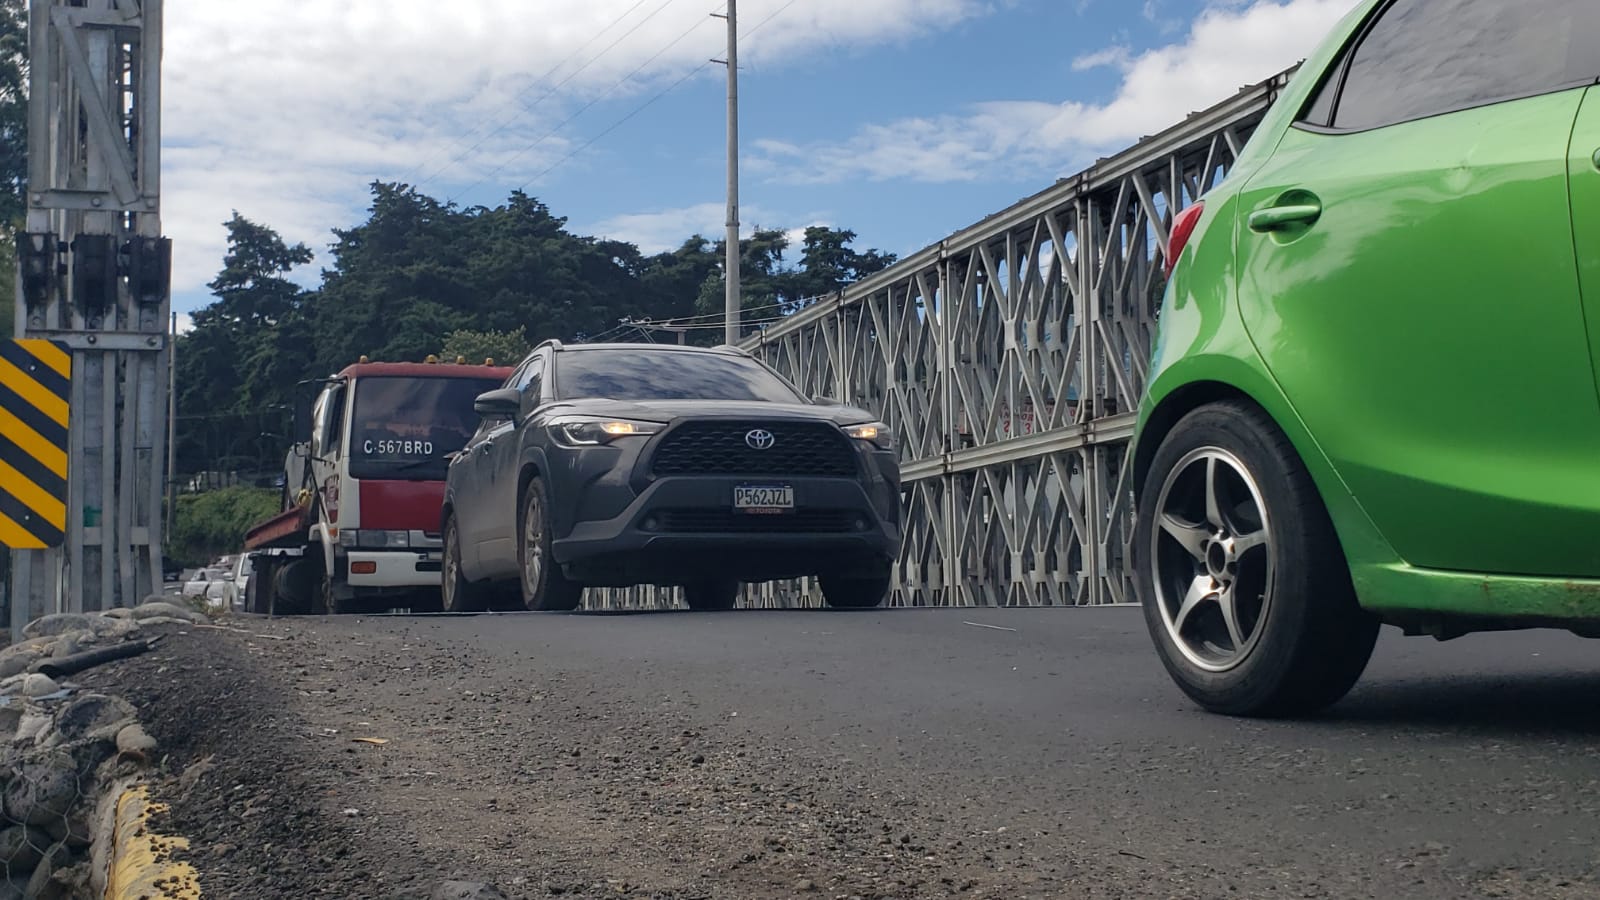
[
  {"xmin": 475, "ymin": 388, "xmax": 521, "ymax": 419},
  {"xmin": 811, "ymin": 396, "xmax": 839, "ymax": 406}
]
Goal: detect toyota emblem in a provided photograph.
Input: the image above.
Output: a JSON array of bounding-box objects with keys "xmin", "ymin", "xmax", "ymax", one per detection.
[{"xmin": 745, "ymin": 429, "xmax": 775, "ymax": 450}]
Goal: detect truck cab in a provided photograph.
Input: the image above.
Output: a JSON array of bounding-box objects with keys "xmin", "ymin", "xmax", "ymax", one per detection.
[{"xmin": 245, "ymin": 357, "xmax": 513, "ymax": 614}]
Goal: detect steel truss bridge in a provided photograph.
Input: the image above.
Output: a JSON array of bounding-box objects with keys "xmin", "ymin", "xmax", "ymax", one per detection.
[{"xmin": 594, "ymin": 66, "xmax": 1300, "ymax": 611}]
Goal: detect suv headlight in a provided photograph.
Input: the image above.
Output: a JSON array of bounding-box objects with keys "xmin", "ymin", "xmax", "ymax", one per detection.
[
  {"xmin": 547, "ymin": 416, "xmax": 664, "ymax": 447},
  {"xmin": 844, "ymin": 421, "xmax": 894, "ymax": 451}
]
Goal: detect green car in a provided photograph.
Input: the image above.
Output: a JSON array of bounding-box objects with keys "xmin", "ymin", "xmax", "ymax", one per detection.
[{"xmin": 1131, "ymin": 0, "xmax": 1600, "ymax": 717}]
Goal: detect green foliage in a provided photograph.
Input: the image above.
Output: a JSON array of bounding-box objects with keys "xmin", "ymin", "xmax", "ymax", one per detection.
[
  {"xmin": 0, "ymin": 0, "xmax": 24, "ymax": 230},
  {"xmin": 695, "ymin": 225, "xmax": 899, "ymax": 318},
  {"xmin": 168, "ymin": 486, "xmax": 280, "ymax": 564},
  {"xmin": 440, "ymin": 326, "xmax": 530, "ymax": 366},
  {"xmin": 0, "ymin": 0, "xmax": 23, "ymax": 339},
  {"xmin": 173, "ymin": 183, "xmax": 898, "ymax": 480}
]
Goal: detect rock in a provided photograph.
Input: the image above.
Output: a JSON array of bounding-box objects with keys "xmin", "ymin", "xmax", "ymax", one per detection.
[
  {"xmin": 431, "ymin": 884, "xmax": 509, "ymax": 900},
  {"xmin": 794, "ymin": 878, "xmax": 819, "ymax": 892},
  {"xmin": 40, "ymin": 806, "xmax": 92, "ymax": 850},
  {"xmin": 0, "ymin": 825, "xmax": 51, "ymax": 872},
  {"xmin": 124, "ymin": 616, "xmax": 192, "ymax": 627},
  {"xmin": 50, "ymin": 694, "xmax": 135, "ymax": 744},
  {"xmin": 114, "ymin": 724, "xmax": 156, "ymax": 760},
  {"xmin": 21, "ymin": 841, "xmax": 71, "ymax": 900},
  {"xmin": 0, "ymin": 641, "xmax": 57, "ymax": 680},
  {"xmin": 83, "ymin": 617, "xmax": 139, "ymax": 639},
  {"xmin": 13, "ymin": 714, "xmax": 49, "ymax": 746},
  {"xmin": 3, "ymin": 752, "xmax": 79, "ymax": 826},
  {"xmin": 43, "ymin": 638, "xmax": 76, "ymax": 661},
  {"xmin": 19, "ymin": 677, "xmax": 57, "ymax": 700},
  {"xmin": 0, "ymin": 705, "xmax": 22, "ymax": 741},
  {"xmin": 19, "ymin": 617, "xmax": 91, "ymax": 641},
  {"xmin": 129, "ymin": 602, "xmax": 204, "ymax": 624}
]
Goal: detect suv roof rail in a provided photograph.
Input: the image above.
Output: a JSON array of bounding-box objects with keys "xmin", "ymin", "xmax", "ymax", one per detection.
[
  {"xmin": 534, "ymin": 338, "xmax": 564, "ymax": 352},
  {"xmin": 711, "ymin": 344, "xmax": 752, "ymax": 356}
]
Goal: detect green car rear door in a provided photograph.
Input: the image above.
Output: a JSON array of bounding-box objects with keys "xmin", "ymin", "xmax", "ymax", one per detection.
[
  {"xmin": 1569, "ymin": 88, "xmax": 1600, "ymax": 458},
  {"xmin": 1232, "ymin": 0, "xmax": 1600, "ymax": 578}
]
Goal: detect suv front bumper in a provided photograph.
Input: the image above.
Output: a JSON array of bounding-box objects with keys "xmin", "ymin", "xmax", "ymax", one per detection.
[{"xmin": 551, "ymin": 475, "xmax": 900, "ymax": 586}]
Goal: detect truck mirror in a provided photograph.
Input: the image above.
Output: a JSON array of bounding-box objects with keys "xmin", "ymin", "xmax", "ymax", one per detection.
[{"xmin": 293, "ymin": 396, "xmax": 313, "ymax": 443}]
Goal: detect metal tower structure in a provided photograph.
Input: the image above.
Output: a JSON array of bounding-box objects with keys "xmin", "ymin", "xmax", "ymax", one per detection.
[{"xmin": 9, "ymin": 0, "xmax": 170, "ymax": 634}]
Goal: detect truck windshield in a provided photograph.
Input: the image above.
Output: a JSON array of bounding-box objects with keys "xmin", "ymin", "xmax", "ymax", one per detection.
[{"xmin": 348, "ymin": 376, "xmax": 504, "ymax": 481}]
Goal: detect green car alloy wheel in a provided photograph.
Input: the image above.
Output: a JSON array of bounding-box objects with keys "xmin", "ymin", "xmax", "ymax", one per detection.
[{"xmin": 1132, "ymin": 0, "xmax": 1600, "ymax": 716}]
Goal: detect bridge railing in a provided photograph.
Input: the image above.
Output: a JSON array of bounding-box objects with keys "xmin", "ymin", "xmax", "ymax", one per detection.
[{"xmin": 586, "ymin": 65, "xmax": 1298, "ymax": 611}]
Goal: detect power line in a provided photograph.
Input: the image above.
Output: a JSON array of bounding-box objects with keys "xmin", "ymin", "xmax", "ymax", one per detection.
[
  {"xmin": 398, "ymin": 0, "xmax": 668, "ymax": 192},
  {"xmin": 459, "ymin": 0, "xmax": 801, "ymax": 203},
  {"xmin": 448, "ymin": 3, "xmax": 723, "ymax": 205}
]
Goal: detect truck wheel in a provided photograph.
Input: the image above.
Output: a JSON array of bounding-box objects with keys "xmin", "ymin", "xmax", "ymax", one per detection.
[
  {"xmin": 683, "ymin": 581, "xmax": 738, "ymax": 611},
  {"xmin": 273, "ymin": 558, "xmax": 319, "ymax": 615},
  {"xmin": 520, "ymin": 478, "xmax": 583, "ymax": 612},
  {"xmin": 820, "ymin": 569, "xmax": 891, "ymax": 609},
  {"xmin": 1133, "ymin": 400, "xmax": 1380, "ymax": 718},
  {"xmin": 442, "ymin": 514, "xmax": 491, "ymax": 613}
]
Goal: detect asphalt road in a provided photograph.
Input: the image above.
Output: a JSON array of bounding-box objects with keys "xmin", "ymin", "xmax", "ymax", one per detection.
[
  {"xmin": 158, "ymin": 606, "xmax": 1600, "ymax": 898},
  {"xmin": 470, "ymin": 608, "xmax": 1600, "ymax": 879}
]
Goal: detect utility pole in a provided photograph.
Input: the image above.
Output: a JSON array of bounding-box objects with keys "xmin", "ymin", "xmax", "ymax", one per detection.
[
  {"xmin": 714, "ymin": 1, "xmax": 741, "ymax": 346},
  {"xmin": 10, "ymin": 0, "xmax": 172, "ymax": 637}
]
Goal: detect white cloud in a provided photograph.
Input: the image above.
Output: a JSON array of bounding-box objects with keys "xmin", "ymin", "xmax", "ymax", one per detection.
[
  {"xmin": 161, "ymin": 0, "xmax": 992, "ymax": 304},
  {"xmin": 1072, "ymin": 46, "xmax": 1133, "ymax": 72},
  {"xmin": 752, "ymin": 0, "xmax": 1360, "ymax": 185},
  {"xmin": 585, "ymin": 202, "xmax": 829, "ymax": 255}
]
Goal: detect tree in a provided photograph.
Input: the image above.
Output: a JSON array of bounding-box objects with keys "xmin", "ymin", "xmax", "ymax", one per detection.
[
  {"xmin": 0, "ymin": 0, "xmax": 25, "ymax": 230},
  {"xmin": 440, "ymin": 326, "xmax": 531, "ymax": 366},
  {"xmin": 174, "ymin": 215, "xmax": 314, "ymax": 476},
  {"xmin": 206, "ymin": 212, "xmax": 314, "ymax": 326},
  {"xmin": 695, "ymin": 226, "xmax": 900, "ymax": 321},
  {"xmin": 168, "ymin": 486, "xmax": 280, "ymax": 565},
  {"xmin": 790, "ymin": 226, "xmax": 897, "ymax": 312},
  {"xmin": 0, "ymin": 0, "xmax": 27, "ymax": 338}
]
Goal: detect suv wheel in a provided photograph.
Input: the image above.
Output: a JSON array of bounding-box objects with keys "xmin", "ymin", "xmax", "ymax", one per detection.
[
  {"xmin": 442, "ymin": 515, "xmax": 490, "ymax": 613},
  {"xmin": 683, "ymin": 580, "xmax": 738, "ymax": 611},
  {"xmin": 520, "ymin": 479, "xmax": 583, "ymax": 611},
  {"xmin": 1134, "ymin": 400, "xmax": 1379, "ymax": 718},
  {"xmin": 820, "ymin": 569, "xmax": 890, "ymax": 609}
]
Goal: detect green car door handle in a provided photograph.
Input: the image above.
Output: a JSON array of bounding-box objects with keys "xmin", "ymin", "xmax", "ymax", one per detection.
[{"xmin": 1248, "ymin": 201, "xmax": 1322, "ymax": 233}]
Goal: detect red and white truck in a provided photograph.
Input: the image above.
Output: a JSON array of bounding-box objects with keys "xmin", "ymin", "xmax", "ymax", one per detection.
[{"xmin": 242, "ymin": 357, "xmax": 513, "ymax": 614}]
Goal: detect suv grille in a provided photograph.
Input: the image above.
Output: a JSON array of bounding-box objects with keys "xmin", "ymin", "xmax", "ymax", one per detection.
[
  {"xmin": 650, "ymin": 422, "xmax": 858, "ymax": 478},
  {"xmin": 655, "ymin": 509, "xmax": 862, "ymax": 534}
]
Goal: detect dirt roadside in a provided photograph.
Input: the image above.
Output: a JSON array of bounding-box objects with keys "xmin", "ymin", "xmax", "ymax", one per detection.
[{"xmin": 79, "ymin": 617, "xmax": 1133, "ymax": 900}]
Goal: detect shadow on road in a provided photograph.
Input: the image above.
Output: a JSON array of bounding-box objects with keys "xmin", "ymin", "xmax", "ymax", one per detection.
[{"xmin": 1320, "ymin": 671, "xmax": 1600, "ymax": 737}]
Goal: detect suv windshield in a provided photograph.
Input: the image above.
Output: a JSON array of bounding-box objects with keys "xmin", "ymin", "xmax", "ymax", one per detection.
[
  {"xmin": 555, "ymin": 349, "xmax": 801, "ymax": 403},
  {"xmin": 349, "ymin": 376, "xmax": 505, "ymax": 480}
]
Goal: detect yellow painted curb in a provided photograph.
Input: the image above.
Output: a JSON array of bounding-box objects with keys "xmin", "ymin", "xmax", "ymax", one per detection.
[{"xmin": 104, "ymin": 785, "xmax": 201, "ymax": 899}]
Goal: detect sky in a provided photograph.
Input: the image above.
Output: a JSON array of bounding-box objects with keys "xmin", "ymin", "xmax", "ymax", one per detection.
[{"xmin": 162, "ymin": 0, "xmax": 1362, "ymax": 331}]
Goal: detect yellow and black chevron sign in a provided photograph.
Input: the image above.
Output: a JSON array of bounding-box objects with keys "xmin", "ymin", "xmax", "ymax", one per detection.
[{"xmin": 0, "ymin": 339, "xmax": 71, "ymax": 549}]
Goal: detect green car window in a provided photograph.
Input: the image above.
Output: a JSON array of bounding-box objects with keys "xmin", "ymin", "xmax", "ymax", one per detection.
[{"xmin": 1310, "ymin": 0, "xmax": 1600, "ymax": 132}]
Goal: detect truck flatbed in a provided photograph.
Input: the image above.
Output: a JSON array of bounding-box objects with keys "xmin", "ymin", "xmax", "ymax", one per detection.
[{"xmin": 244, "ymin": 504, "xmax": 313, "ymax": 551}]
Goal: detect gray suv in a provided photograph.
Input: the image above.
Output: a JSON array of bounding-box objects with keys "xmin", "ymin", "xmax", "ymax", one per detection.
[{"xmin": 440, "ymin": 341, "xmax": 902, "ymax": 612}]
